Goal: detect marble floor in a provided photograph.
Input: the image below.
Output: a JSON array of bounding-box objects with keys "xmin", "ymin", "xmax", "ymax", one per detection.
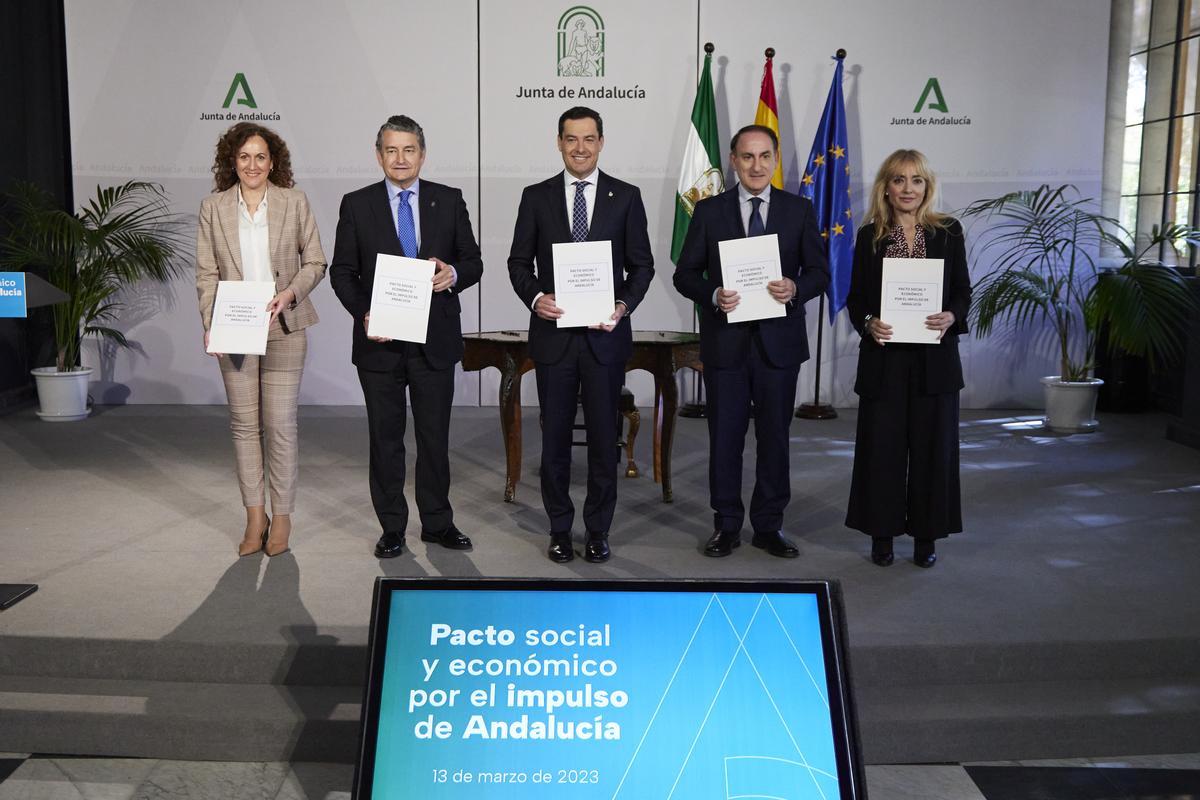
[{"xmin": 0, "ymin": 753, "xmax": 1198, "ymax": 799}]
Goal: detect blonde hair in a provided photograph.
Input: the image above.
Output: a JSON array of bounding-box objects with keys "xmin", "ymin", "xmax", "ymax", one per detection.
[{"xmin": 866, "ymin": 149, "xmax": 948, "ymax": 248}]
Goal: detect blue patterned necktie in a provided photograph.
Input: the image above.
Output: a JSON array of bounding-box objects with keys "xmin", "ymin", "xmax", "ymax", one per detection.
[
  {"xmin": 571, "ymin": 180, "xmax": 589, "ymax": 242},
  {"xmin": 748, "ymin": 196, "xmax": 766, "ymax": 237},
  {"xmin": 397, "ymin": 189, "xmax": 418, "ymax": 257}
]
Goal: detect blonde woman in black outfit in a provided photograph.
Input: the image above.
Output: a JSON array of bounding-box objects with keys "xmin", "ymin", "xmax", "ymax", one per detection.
[{"xmin": 845, "ymin": 149, "xmax": 971, "ymax": 568}]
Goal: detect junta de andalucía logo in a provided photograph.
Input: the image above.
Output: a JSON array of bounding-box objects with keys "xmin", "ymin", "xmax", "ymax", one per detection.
[
  {"xmin": 557, "ymin": 6, "xmax": 605, "ymax": 77},
  {"xmin": 891, "ymin": 77, "xmax": 970, "ymax": 127},
  {"xmin": 200, "ymin": 73, "xmax": 280, "ymax": 122},
  {"xmin": 223, "ymin": 72, "xmax": 257, "ymax": 109}
]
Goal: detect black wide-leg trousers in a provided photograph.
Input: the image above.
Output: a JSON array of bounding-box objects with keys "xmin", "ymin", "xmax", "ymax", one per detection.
[{"xmin": 846, "ymin": 346, "xmax": 962, "ymax": 540}]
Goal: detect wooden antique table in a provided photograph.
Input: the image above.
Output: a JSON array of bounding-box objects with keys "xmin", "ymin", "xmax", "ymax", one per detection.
[{"xmin": 462, "ymin": 331, "xmax": 702, "ymax": 503}]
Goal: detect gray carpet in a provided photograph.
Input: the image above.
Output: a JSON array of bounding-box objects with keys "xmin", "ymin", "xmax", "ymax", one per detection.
[
  {"xmin": 1, "ymin": 405, "xmax": 1198, "ymax": 763},
  {"xmin": 1, "ymin": 405, "xmax": 1197, "ymax": 645}
]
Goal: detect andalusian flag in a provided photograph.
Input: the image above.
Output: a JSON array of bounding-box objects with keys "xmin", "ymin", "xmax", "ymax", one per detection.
[
  {"xmin": 754, "ymin": 50, "xmax": 784, "ymax": 190},
  {"xmin": 671, "ymin": 47, "xmax": 724, "ymax": 264}
]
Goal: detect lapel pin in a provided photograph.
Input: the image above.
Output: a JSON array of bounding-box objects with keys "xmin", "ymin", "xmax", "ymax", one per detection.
[{"xmin": 608, "ymin": 191, "xmax": 613, "ymax": 197}]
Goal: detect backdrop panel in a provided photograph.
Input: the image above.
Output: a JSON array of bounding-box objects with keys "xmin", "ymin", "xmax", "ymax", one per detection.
[
  {"xmin": 477, "ymin": 0, "xmax": 698, "ymax": 407},
  {"xmin": 65, "ymin": 0, "xmax": 1110, "ymax": 409},
  {"xmin": 65, "ymin": 0, "xmax": 480, "ymax": 405}
]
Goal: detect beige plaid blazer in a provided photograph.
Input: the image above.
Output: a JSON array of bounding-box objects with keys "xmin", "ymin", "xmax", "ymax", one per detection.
[{"xmin": 196, "ymin": 183, "xmax": 327, "ymax": 332}]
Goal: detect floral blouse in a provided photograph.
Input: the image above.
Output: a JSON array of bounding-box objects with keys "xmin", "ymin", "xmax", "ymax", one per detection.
[{"xmin": 884, "ymin": 224, "xmax": 927, "ymax": 259}]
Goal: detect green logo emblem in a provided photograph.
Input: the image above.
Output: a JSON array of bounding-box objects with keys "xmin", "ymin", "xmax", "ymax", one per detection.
[
  {"xmin": 222, "ymin": 73, "xmax": 258, "ymax": 109},
  {"xmin": 557, "ymin": 6, "xmax": 605, "ymax": 77},
  {"xmin": 913, "ymin": 78, "xmax": 948, "ymax": 113}
]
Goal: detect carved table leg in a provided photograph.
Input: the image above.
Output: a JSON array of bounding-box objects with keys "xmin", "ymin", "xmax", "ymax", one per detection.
[
  {"xmin": 653, "ymin": 382, "xmax": 664, "ymax": 485},
  {"xmin": 658, "ymin": 370, "xmax": 679, "ymax": 503},
  {"xmin": 498, "ymin": 354, "xmax": 522, "ymax": 503},
  {"xmin": 623, "ymin": 406, "xmax": 640, "ymax": 478}
]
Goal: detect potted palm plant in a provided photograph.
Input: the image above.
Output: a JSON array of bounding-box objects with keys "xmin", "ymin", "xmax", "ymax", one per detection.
[
  {"xmin": 0, "ymin": 181, "xmax": 185, "ymax": 420},
  {"xmin": 964, "ymin": 184, "xmax": 1197, "ymax": 433}
]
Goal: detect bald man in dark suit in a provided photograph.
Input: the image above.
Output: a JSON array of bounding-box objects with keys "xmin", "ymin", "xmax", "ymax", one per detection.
[{"xmin": 674, "ymin": 124, "xmax": 829, "ymax": 559}]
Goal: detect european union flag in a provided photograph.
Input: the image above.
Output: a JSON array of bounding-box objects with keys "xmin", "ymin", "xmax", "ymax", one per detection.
[{"xmin": 799, "ymin": 53, "xmax": 854, "ymax": 324}]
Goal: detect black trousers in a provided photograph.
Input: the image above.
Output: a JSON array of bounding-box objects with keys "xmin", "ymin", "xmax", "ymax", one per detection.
[
  {"xmin": 703, "ymin": 332, "xmax": 800, "ymax": 534},
  {"xmin": 846, "ymin": 346, "xmax": 962, "ymax": 540},
  {"xmin": 534, "ymin": 333, "xmax": 624, "ymax": 535},
  {"xmin": 357, "ymin": 350, "xmax": 455, "ymax": 535}
]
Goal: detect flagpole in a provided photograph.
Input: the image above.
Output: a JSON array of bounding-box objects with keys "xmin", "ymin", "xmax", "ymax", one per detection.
[
  {"xmin": 795, "ymin": 292, "xmax": 838, "ymax": 419},
  {"xmin": 796, "ymin": 48, "xmax": 847, "ymax": 422},
  {"xmin": 680, "ymin": 41, "xmax": 717, "ymax": 420}
]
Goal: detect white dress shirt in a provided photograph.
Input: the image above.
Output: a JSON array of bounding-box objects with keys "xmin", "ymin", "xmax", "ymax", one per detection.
[
  {"xmin": 237, "ymin": 186, "xmax": 272, "ymax": 284},
  {"xmin": 737, "ymin": 182, "xmax": 771, "ymax": 236}
]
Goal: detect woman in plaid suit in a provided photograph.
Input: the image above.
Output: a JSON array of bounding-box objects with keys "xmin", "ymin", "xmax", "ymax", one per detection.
[{"xmin": 196, "ymin": 123, "xmax": 327, "ymax": 557}]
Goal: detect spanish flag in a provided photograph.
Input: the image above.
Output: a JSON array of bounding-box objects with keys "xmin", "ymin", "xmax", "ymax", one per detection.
[{"xmin": 753, "ymin": 49, "xmax": 784, "ymax": 190}]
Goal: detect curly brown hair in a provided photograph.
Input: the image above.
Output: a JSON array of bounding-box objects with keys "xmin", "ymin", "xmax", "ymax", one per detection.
[{"xmin": 210, "ymin": 122, "xmax": 295, "ymax": 192}]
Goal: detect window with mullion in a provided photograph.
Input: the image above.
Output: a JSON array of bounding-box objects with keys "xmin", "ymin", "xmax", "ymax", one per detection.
[{"xmin": 1122, "ymin": 0, "xmax": 1200, "ymax": 266}]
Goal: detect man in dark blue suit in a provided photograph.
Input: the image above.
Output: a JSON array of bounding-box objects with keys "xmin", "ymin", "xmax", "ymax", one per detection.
[
  {"xmin": 508, "ymin": 106, "xmax": 655, "ymax": 563},
  {"xmin": 330, "ymin": 115, "xmax": 482, "ymax": 558},
  {"xmin": 674, "ymin": 125, "xmax": 829, "ymax": 558}
]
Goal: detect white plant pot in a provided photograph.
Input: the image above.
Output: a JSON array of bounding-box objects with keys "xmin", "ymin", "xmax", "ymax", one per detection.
[
  {"xmin": 31, "ymin": 366, "xmax": 93, "ymax": 422},
  {"xmin": 1040, "ymin": 375, "xmax": 1103, "ymax": 433}
]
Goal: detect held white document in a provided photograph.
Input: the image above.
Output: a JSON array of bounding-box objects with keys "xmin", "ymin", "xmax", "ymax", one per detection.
[
  {"xmin": 367, "ymin": 254, "xmax": 433, "ymax": 344},
  {"xmin": 552, "ymin": 240, "xmax": 615, "ymax": 328},
  {"xmin": 207, "ymin": 280, "xmax": 274, "ymax": 355},
  {"xmin": 881, "ymin": 257, "xmax": 944, "ymax": 344},
  {"xmin": 719, "ymin": 233, "xmax": 786, "ymax": 324}
]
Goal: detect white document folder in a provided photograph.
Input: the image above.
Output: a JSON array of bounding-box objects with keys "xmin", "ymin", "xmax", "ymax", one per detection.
[
  {"xmin": 367, "ymin": 254, "xmax": 433, "ymax": 344},
  {"xmin": 881, "ymin": 257, "xmax": 944, "ymax": 344},
  {"xmin": 718, "ymin": 233, "xmax": 786, "ymax": 324},
  {"xmin": 553, "ymin": 240, "xmax": 615, "ymax": 328},
  {"xmin": 207, "ymin": 280, "xmax": 274, "ymax": 355}
]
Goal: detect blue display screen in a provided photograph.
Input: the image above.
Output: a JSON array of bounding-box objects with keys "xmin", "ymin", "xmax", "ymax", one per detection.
[
  {"xmin": 0, "ymin": 273, "xmax": 28, "ymax": 318},
  {"xmin": 357, "ymin": 582, "xmax": 860, "ymax": 799}
]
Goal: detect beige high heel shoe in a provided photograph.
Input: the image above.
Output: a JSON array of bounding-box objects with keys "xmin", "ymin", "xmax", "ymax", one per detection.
[
  {"xmin": 265, "ymin": 517, "xmax": 291, "ymax": 557},
  {"xmin": 238, "ymin": 518, "xmax": 270, "ymax": 557}
]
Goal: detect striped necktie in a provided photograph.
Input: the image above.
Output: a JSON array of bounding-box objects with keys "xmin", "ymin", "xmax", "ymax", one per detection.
[{"xmin": 571, "ymin": 180, "xmax": 589, "ymax": 242}]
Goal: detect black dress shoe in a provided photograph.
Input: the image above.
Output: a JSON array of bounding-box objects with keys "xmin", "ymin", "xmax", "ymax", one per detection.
[
  {"xmin": 421, "ymin": 525, "xmax": 473, "ymax": 551},
  {"xmin": 583, "ymin": 532, "xmax": 611, "ymax": 563},
  {"xmin": 913, "ymin": 540, "xmax": 937, "ymax": 568},
  {"xmin": 374, "ymin": 532, "xmax": 406, "ymax": 559},
  {"xmin": 547, "ymin": 533, "xmax": 574, "ymax": 563},
  {"xmin": 703, "ymin": 530, "xmax": 741, "ymax": 557},
  {"xmin": 751, "ymin": 530, "xmax": 800, "ymax": 559},
  {"xmin": 870, "ymin": 536, "xmax": 895, "ymax": 567}
]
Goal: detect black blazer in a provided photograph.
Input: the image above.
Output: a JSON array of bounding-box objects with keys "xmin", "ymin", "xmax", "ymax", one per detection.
[
  {"xmin": 507, "ymin": 171, "xmax": 655, "ymax": 365},
  {"xmin": 846, "ymin": 219, "xmax": 972, "ymax": 398},
  {"xmin": 673, "ymin": 186, "xmax": 829, "ymax": 369},
  {"xmin": 329, "ymin": 179, "xmax": 482, "ymax": 371}
]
